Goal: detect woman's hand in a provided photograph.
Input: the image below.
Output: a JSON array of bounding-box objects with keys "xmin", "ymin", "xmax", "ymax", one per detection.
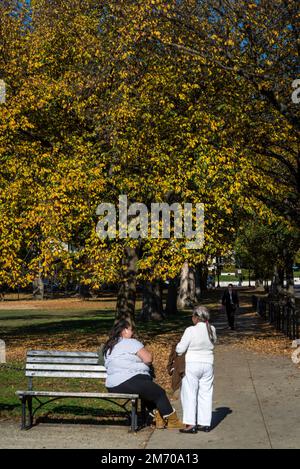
[{"xmin": 136, "ymin": 347, "xmax": 153, "ymax": 365}]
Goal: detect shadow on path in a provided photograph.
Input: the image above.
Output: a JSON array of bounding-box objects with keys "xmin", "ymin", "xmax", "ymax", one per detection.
[{"xmin": 211, "ymin": 407, "xmax": 233, "ymax": 430}]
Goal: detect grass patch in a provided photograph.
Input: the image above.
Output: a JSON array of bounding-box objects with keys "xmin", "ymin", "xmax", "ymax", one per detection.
[
  {"xmin": 0, "ymin": 298, "xmax": 195, "ymax": 422},
  {"xmin": 0, "ymin": 288, "xmax": 262, "ymax": 423},
  {"xmin": 0, "ymin": 362, "xmax": 133, "ymax": 423}
]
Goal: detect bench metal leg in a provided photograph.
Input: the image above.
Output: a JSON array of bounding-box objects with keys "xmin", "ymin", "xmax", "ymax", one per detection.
[
  {"xmin": 28, "ymin": 397, "xmax": 33, "ymax": 428},
  {"xmin": 20, "ymin": 396, "xmax": 33, "ymax": 430},
  {"xmin": 130, "ymin": 398, "xmax": 138, "ymax": 432},
  {"xmin": 141, "ymin": 399, "xmax": 147, "ymax": 427},
  {"xmin": 21, "ymin": 396, "xmax": 26, "ymax": 430}
]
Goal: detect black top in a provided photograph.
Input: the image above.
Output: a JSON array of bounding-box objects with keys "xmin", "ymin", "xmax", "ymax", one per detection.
[{"xmin": 222, "ymin": 289, "xmax": 239, "ymax": 307}]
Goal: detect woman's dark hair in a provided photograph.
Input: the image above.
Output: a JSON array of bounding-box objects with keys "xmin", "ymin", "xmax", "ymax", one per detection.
[{"xmin": 103, "ymin": 319, "xmax": 132, "ymax": 357}]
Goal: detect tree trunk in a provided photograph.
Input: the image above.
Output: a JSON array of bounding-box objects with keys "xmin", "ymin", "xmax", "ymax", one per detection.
[
  {"xmin": 199, "ymin": 262, "xmax": 208, "ymax": 295},
  {"xmin": 32, "ymin": 276, "xmax": 44, "ymax": 300},
  {"xmin": 165, "ymin": 277, "xmax": 179, "ymax": 315},
  {"xmin": 271, "ymin": 263, "xmax": 283, "ymax": 296},
  {"xmin": 285, "ymin": 252, "xmax": 295, "ymax": 304},
  {"xmin": 116, "ymin": 246, "xmax": 138, "ymax": 323},
  {"xmin": 195, "ymin": 264, "xmax": 202, "ymax": 301},
  {"xmin": 177, "ymin": 261, "xmax": 197, "ymax": 309},
  {"xmin": 79, "ymin": 283, "xmax": 91, "ymax": 299},
  {"xmin": 32, "ymin": 263, "xmax": 44, "ymax": 300},
  {"xmin": 194, "ymin": 262, "xmax": 209, "ymax": 299},
  {"xmin": 140, "ymin": 280, "xmax": 164, "ymax": 321},
  {"xmin": 278, "ymin": 266, "xmax": 284, "ymax": 289},
  {"xmin": 188, "ymin": 265, "xmax": 196, "ymax": 304},
  {"xmin": 177, "ymin": 261, "xmax": 189, "ymax": 309},
  {"xmin": 153, "ymin": 279, "xmax": 164, "ymax": 317}
]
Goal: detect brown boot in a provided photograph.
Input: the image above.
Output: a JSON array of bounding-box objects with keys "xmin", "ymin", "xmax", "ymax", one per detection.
[
  {"xmin": 153, "ymin": 409, "xmax": 166, "ymax": 429},
  {"xmin": 164, "ymin": 410, "xmax": 184, "ymax": 429}
]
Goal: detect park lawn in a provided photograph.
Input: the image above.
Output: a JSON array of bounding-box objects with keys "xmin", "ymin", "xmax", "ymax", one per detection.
[
  {"xmin": 2, "ymin": 288, "xmax": 292, "ymax": 424},
  {"xmin": 0, "ymin": 306, "xmax": 130, "ymax": 423},
  {"xmin": 0, "ymin": 363, "xmax": 134, "ymax": 423},
  {"xmin": 0, "ymin": 298, "xmax": 195, "ymax": 424}
]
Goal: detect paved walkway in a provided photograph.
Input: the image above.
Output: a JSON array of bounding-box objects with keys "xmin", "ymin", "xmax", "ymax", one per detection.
[
  {"xmin": 148, "ymin": 347, "xmax": 300, "ymax": 449},
  {"xmin": 1, "ymin": 301, "xmax": 299, "ymax": 449}
]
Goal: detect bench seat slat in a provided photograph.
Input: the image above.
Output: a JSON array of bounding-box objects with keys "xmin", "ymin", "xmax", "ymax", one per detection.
[
  {"xmin": 25, "ymin": 371, "xmax": 107, "ymax": 378},
  {"xmin": 27, "ymin": 351, "xmax": 98, "ymax": 358},
  {"xmin": 16, "ymin": 391, "xmax": 139, "ymax": 399},
  {"xmin": 27, "ymin": 357, "xmax": 99, "ymax": 364},
  {"xmin": 26, "ymin": 364, "xmax": 106, "ymax": 372}
]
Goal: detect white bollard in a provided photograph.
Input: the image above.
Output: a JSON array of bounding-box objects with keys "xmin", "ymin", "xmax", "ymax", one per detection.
[
  {"xmin": 0, "ymin": 340, "xmax": 5, "ymax": 363},
  {"xmin": 291, "ymin": 339, "xmax": 300, "ymax": 348},
  {"xmin": 291, "ymin": 348, "xmax": 300, "ymax": 365}
]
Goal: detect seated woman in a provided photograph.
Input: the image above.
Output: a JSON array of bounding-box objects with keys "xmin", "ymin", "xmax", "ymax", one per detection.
[{"xmin": 103, "ymin": 319, "xmax": 183, "ymax": 429}]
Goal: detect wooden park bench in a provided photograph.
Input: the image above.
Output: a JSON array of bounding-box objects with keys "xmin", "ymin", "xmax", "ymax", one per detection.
[{"xmin": 16, "ymin": 350, "xmax": 145, "ymax": 432}]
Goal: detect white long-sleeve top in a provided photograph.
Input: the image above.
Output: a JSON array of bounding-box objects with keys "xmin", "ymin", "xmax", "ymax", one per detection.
[{"xmin": 176, "ymin": 322, "xmax": 217, "ymax": 365}]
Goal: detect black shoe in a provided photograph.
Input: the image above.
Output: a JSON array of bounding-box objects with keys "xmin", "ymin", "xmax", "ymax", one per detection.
[
  {"xmin": 197, "ymin": 425, "xmax": 210, "ymax": 432},
  {"xmin": 179, "ymin": 426, "xmax": 198, "ymax": 434}
]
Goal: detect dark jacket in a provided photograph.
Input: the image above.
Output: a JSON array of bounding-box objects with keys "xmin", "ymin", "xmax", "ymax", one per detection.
[
  {"xmin": 222, "ymin": 289, "xmax": 239, "ymax": 309},
  {"xmin": 166, "ymin": 344, "xmax": 185, "ymax": 392}
]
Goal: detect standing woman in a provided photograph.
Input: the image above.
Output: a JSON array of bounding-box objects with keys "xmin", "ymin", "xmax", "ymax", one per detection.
[
  {"xmin": 176, "ymin": 306, "xmax": 217, "ymax": 434},
  {"xmin": 103, "ymin": 319, "xmax": 183, "ymax": 429}
]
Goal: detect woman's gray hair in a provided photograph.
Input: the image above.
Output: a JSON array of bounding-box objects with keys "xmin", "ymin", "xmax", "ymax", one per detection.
[
  {"xmin": 193, "ymin": 305, "xmax": 216, "ymax": 344},
  {"xmin": 193, "ymin": 305, "xmax": 210, "ymax": 322}
]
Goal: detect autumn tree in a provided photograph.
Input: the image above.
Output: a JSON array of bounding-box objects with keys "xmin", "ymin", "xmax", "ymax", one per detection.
[{"xmin": 1, "ymin": 0, "xmax": 289, "ymax": 318}]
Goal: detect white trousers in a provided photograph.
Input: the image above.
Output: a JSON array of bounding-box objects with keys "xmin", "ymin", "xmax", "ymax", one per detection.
[{"xmin": 180, "ymin": 362, "xmax": 214, "ymax": 426}]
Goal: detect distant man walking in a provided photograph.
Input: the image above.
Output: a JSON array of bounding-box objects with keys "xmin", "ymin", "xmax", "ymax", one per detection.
[{"xmin": 222, "ymin": 284, "xmax": 239, "ymax": 330}]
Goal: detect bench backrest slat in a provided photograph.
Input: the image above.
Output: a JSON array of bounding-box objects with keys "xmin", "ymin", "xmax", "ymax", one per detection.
[
  {"xmin": 27, "ymin": 357, "xmax": 99, "ymax": 364},
  {"xmin": 27, "ymin": 350, "xmax": 98, "ymax": 357},
  {"xmin": 25, "ymin": 350, "xmax": 107, "ymax": 380},
  {"xmin": 25, "ymin": 371, "xmax": 106, "ymax": 378},
  {"xmin": 26, "ymin": 364, "xmax": 105, "ymax": 372}
]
